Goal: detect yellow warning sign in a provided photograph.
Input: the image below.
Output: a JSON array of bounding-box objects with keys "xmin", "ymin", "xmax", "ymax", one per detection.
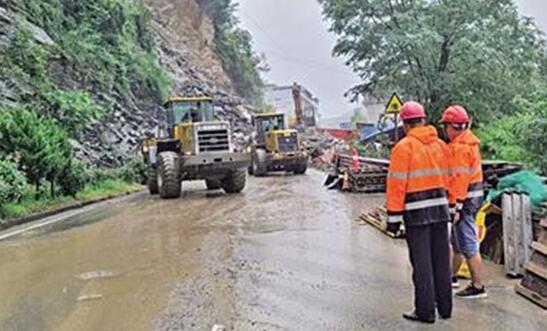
[{"xmin": 385, "ymin": 93, "xmax": 403, "ymax": 114}]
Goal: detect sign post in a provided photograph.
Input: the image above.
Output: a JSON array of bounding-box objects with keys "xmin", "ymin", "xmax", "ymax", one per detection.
[{"xmin": 385, "ymin": 93, "xmax": 403, "ymax": 143}]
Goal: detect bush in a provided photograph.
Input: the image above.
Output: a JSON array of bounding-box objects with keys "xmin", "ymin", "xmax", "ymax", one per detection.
[
  {"xmin": 0, "ymin": 156, "xmax": 27, "ymax": 207},
  {"xmin": 478, "ymin": 88, "xmax": 547, "ymax": 175},
  {"xmin": 513, "ymin": 94, "xmax": 547, "ymax": 175},
  {"xmin": 42, "ymin": 90, "xmax": 105, "ymax": 138},
  {"xmin": 476, "ymin": 114, "xmax": 530, "ymax": 164},
  {"xmin": 89, "ymin": 167, "xmax": 123, "ymax": 183},
  {"xmin": 87, "ymin": 156, "xmax": 145, "ymax": 185},
  {"xmin": 120, "ymin": 157, "xmax": 147, "ymax": 184},
  {"xmin": 58, "ymin": 161, "xmax": 90, "ymax": 197},
  {"xmin": 6, "ymin": 21, "xmax": 49, "ymax": 81},
  {"xmin": 0, "ymin": 108, "xmax": 72, "ymax": 191}
]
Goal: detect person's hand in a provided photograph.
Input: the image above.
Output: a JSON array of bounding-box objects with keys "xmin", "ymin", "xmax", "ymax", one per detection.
[
  {"xmin": 386, "ymin": 221, "xmax": 401, "ymax": 234},
  {"xmin": 453, "ymin": 203, "xmax": 463, "ymax": 223},
  {"xmin": 386, "ymin": 215, "xmax": 402, "ymax": 234}
]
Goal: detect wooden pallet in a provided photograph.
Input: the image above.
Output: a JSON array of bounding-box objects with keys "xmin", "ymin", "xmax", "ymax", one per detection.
[
  {"xmin": 516, "ymin": 217, "xmax": 547, "ymax": 309},
  {"xmin": 359, "ymin": 206, "xmax": 404, "ymax": 239},
  {"xmin": 515, "ymin": 284, "xmax": 547, "ymax": 309}
]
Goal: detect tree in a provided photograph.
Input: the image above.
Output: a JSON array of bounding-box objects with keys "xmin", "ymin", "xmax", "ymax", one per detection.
[
  {"xmin": 320, "ymin": 0, "xmax": 546, "ymax": 122},
  {"xmin": 0, "ymin": 108, "xmax": 72, "ymax": 194},
  {"xmin": 474, "ymin": 81, "xmax": 547, "ymax": 174}
]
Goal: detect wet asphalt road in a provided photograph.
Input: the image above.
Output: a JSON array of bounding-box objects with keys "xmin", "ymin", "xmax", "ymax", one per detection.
[{"xmin": 0, "ymin": 169, "xmax": 546, "ymax": 331}]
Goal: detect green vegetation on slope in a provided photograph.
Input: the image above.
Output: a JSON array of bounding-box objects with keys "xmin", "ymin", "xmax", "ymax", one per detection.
[
  {"xmin": 203, "ymin": 0, "xmax": 266, "ymax": 104},
  {"xmin": 19, "ymin": 0, "xmax": 170, "ymax": 103},
  {"xmin": 0, "ymin": 0, "xmax": 163, "ymax": 216}
]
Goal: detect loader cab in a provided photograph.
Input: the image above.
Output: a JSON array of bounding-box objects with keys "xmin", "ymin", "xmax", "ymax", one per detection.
[
  {"xmin": 255, "ymin": 113, "xmax": 286, "ymax": 132},
  {"xmin": 164, "ymin": 97, "xmax": 214, "ymax": 129},
  {"xmin": 253, "ymin": 113, "xmax": 299, "ymax": 153},
  {"xmin": 253, "ymin": 113, "xmax": 286, "ymax": 146}
]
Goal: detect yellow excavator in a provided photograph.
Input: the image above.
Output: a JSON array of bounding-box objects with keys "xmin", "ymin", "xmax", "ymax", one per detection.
[{"xmin": 248, "ymin": 112, "xmax": 308, "ymax": 176}]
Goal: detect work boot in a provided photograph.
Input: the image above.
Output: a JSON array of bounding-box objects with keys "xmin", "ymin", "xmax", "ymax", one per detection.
[
  {"xmin": 456, "ymin": 284, "xmax": 487, "ymax": 299},
  {"xmin": 439, "ymin": 312, "xmax": 452, "ymax": 320},
  {"xmin": 402, "ymin": 311, "xmax": 435, "ymax": 324},
  {"xmin": 451, "ymin": 276, "xmax": 460, "ymax": 289}
]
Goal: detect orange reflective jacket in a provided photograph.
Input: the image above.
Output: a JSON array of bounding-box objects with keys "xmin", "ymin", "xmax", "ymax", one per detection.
[
  {"xmin": 386, "ymin": 126, "xmax": 451, "ymax": 226},
  {"xmin": 448, "ymin": 130, "xmax": 484, "ymax": 211}
]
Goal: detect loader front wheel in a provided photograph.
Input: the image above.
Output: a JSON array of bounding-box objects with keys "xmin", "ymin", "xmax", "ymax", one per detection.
[
  {"xmin": 293, "ymin": 161, "xmax": 308, "ymax": 175},
  {"xmin": 158, "ymin": 152, "xmax": 181, "ymax": 199},
  {"xmin": 147, "ymin": 167, "xmax": 159, "ymax": 194},
  {"xmin": 222, "ymin": 168, "xmax": 247, "ymax": 193}
]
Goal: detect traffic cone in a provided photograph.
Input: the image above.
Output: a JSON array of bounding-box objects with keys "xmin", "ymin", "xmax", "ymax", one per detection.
[{"xmin": 351, "ymin": 148, "xmax": 360, "ymax": 170}]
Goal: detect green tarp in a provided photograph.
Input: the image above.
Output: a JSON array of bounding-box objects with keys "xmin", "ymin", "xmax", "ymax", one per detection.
[{"xmin": 487, "ymin": 170, "xmax": 547, "ymax": 211}]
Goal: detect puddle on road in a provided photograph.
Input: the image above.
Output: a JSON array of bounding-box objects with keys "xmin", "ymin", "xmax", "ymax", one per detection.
[
  {"xmin": 0, "ymin": 188, "xmax": 213, "ymax": 331},
  {"xmin": 1, "ymin": 195, "xmax": 145, "ymax": 243}
]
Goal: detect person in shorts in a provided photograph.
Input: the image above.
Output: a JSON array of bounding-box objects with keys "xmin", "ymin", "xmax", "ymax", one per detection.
[{"xmin": 441, "ymin": 105, "xmax": 487, "ymax": 299}]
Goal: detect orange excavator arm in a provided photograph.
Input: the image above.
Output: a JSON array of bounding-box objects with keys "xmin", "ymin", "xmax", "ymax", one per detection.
[{"xmin": 292, "ymin": 83, "xmax": 304, "ymax": 128}]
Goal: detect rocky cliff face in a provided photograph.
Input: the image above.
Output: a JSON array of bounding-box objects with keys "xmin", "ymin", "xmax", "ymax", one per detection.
[
  {"xmin": 143, "ymin": 0, "xmax": 254, "ymax": 143},
  {"xmin": 143, "ymin": 0, "xmax": 235, "ymax": 94},
  {"xmin": 0, "ymin": 0, "xmax": 254, "ymax": 166}
]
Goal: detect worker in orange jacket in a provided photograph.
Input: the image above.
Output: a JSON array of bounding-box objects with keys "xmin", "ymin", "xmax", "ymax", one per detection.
[
  {"xmin": 386, "ymin": 101, "xmax": 452, "ymax": 324},
  {"xmin": 441, "ymin": 105, "xmax": 487, "ymax": 299}
]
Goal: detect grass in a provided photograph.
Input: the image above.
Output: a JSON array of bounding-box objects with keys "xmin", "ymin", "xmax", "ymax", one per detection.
[
  {"xmin": 0, "ymin": 180, "xmax": 143, "ymax": 224},
  {"xmin": 76, "ymin": 180, "xmax": 142, "ymax": 201}
]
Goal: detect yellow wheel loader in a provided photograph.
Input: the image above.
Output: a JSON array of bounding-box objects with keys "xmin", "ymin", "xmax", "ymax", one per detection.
[
  {"xmin": 248, "ymin": 112, "xmax": 308, "ymax": 176},
  {"xmin": 142, "ymin": 97, "xmax": 250, "ymax": 199}
]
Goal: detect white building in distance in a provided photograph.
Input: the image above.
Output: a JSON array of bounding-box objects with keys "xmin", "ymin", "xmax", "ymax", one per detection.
[{"xmin": 264, "ymin": 83, "xmax": 319, "ymax": 127}]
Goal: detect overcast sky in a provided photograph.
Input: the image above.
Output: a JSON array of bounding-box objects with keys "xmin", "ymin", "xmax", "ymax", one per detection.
[{"xmin": 237, "ymin": 0, "xmax": 546, "ymax": 119}]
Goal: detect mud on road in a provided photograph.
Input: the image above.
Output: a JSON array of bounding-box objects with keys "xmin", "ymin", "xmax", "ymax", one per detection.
[{"xmin": 0, "ymin": 170, "xmax": 545, "ymax": 331}]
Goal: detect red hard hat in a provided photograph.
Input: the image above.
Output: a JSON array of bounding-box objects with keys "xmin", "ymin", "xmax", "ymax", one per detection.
[
  {"xmin": 400, "ymin": 101, "xmax": 426, "ymax": 121},
  {"xmin": 441, "ymin": 105, "xmax": 469, "ymax": 124}
]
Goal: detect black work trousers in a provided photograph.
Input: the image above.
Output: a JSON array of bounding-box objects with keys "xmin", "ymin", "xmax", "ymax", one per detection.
[{"xmin": 405, "ymin": 222, "xmax": 452, "ymax": 319}]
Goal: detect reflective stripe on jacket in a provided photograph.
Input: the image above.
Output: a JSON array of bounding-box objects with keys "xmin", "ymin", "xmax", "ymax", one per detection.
[
  {"xmin": 448, "ymin": 130, "xmax": 484, "ymax": 210},
  {"xmin": 386, "ymin": 126, "xmax": 451, "ymax": 226}
]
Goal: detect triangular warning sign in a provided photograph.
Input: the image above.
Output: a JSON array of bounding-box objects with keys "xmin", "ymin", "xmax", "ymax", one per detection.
[{"xmin": 385, "ymin": 93, "xmax": 403, "ymax": 113}]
